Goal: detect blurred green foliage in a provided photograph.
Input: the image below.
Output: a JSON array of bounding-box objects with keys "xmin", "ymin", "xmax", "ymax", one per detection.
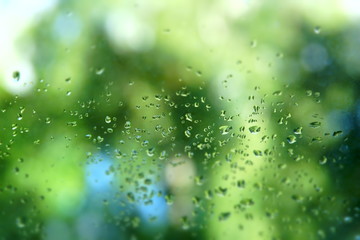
[{"xmin": 1, "ymin": 0, "xmax": 360, "ymax": 240}]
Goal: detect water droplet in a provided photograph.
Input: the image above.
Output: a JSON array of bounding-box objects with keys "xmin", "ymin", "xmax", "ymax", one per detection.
[
  {"xmin": 45, "ymin": 117, "xmax": 51, "ymax": 124},
  {"xmin": 253, "ymin": 149, "xmax": 262, "ymax": 156},
  {"xmin": 67, "ymin": 121, "xmax": 77, "ymax": 127},
  {"xmin": 96, "ymin": 136, "xmax": 104, "ymax": 143},
  {"xmin": 291, "ymin": 194, "xmax": 304, "ymax": 202},
  {"xmin": 165, "ymin": 194, "xmax": 174, "ymax": 205},
  {"xmin": 13, "ymin": 71, "xmax": 20, "ymax": 81},
  {"xmin": 319, "ymin": 156, "xmax": 327, "ymax": 165},
  {"xmin": 146, "ymin": 147, "xmax": 155, "ymax": 157},
  {"xmin": 16, "ymin": 217, "xmax": 26, "ymax": 228},
  {"xmin": 237, "ymin": 180, "xmax": 246, "ymax": 189},
  {"xmin": 141, "ymin": 140, "xmax": 149, "ymax": 147},
  {"xmin": 311, "ymin": 137, "xmax": 322, "ymax": 143},
  {"xmin": 66, "ymin": 91, "xmax": 71, "ymax": 96},
  {"xmin": 287, "ymin": 135, "xmax": 296, "ymax": 144},
  {"xmin": 185, "ymin": 113, "xmax": 193, "ymax": 122},
  {"xmin": 105, "ymin": 116, "xmax": 111, "ymax": 124},
  {"xmin": 181, "ymin": 216, "xmax": 189, "ymax": 230},
  {"xmin": 219, "ymin": 125, "xmax": 232, "ymax": 135},
  {"xmin": 144, "ymin": 178, "xmax": 152, "ymax": 185},
  {"xmin": 124, "ymin": 121, "xmax": 131, "ymax": 129},
  {"xmin": 127, "ymin": 192, "xmax": 135, "ymax": 203},
  {"xmin": 185, "ymin": 130, "xmax": 191, "ymax": 138},
  {"xmin": 218, "ymin": 212, "xmax": 231, "ymax": 221},
  {"xmin": 249, "ymin": 126, "xmax": 261, "ymax": 134},
  {"xmin": 96, "ymin": 68, "xmax": 105, "ymax": 75},
  {"xmin": 333, "ymin": 131, "xmax": 343, "ymax": 137},
  {"xmin": 293, "ymin": 127, "xmax": 302, "ymax": 135},
  {"xmin": 309, "ymin": 121, "xmax": 321, "ymax": 128},
  {"xmin": 272, "ymin": 90, "xmax": 282, "ymax": 96},
  {"xmin": 278, "ymin": 117, "xmax": 284, "ymax": 125},
  {"xmin": 314, "ymin": 26, "xmax": 321, "ymax": 34}
]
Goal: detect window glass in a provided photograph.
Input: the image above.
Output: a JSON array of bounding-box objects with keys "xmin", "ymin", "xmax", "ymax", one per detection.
[{"xmin": 0, "ymin": 1, "xmax": 359, "ymax": 240}]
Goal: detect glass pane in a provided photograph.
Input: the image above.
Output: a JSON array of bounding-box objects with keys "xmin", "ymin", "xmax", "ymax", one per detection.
[{"xmin": 0, "ymin": 1, "xmax": 359, "ymax": 239}]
